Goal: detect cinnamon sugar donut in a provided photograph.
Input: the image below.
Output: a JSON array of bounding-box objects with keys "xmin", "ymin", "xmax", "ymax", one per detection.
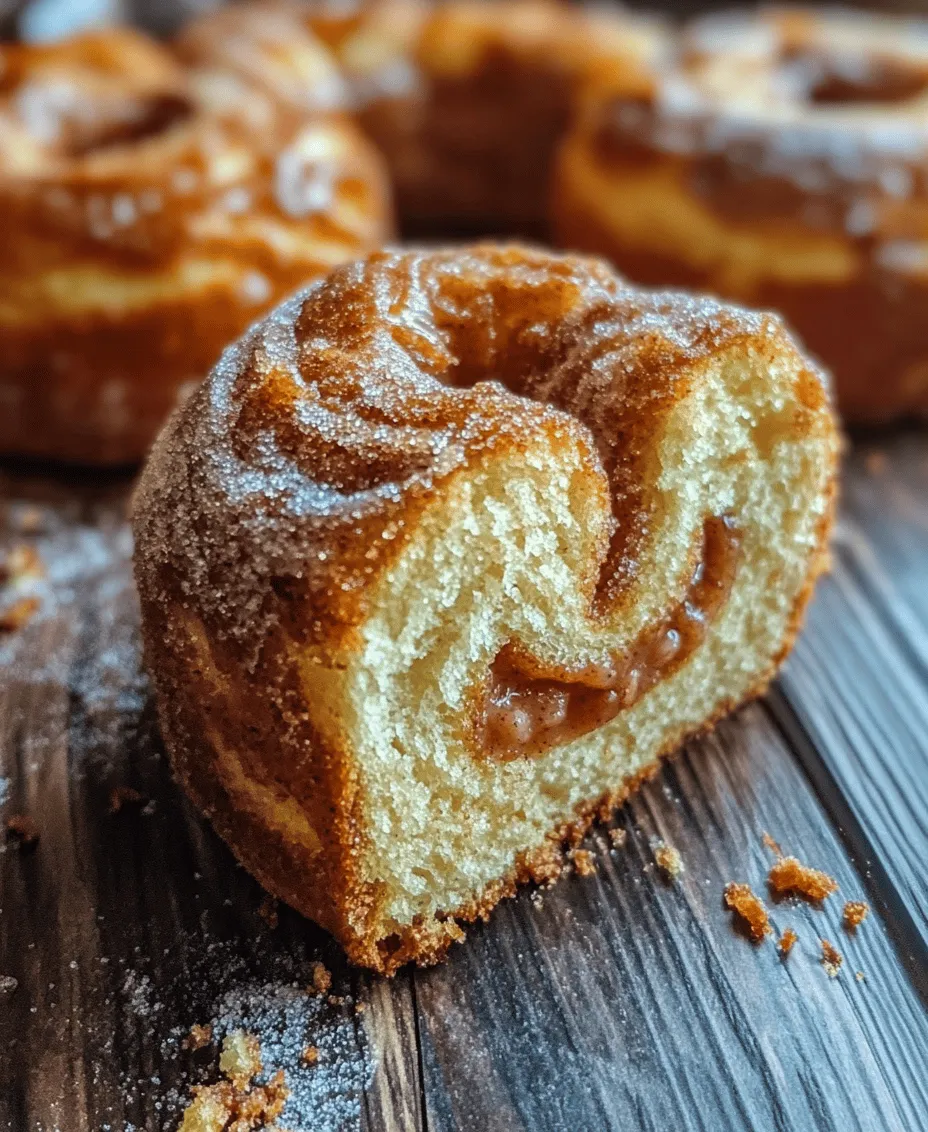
[
  {"xmin": 553, "ymin": 7, "xmax": 928, "ymax": 423},
  {"xmin": 187, "ymin": 0, "xmax": 665, "ymax": 234},
  {"xmin": 0, "ymin": 27, "xmax": 392, "ymax": 465},
  {"xmin": 133, "ymin": 244, "xmax": 838, "ymax": 972}
]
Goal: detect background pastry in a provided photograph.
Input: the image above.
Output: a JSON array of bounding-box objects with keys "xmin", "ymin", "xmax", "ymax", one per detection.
[
  {"xmin": 185, "ymin": 0, "xmax": 666, "ymax": 235},
  {"xmin": 0, "ymin": 26, "xmax": 392, "ymax": 464},
  {"xmin": 553, "ymin": 6, "xmax": 928, "ymax": 424},
  {"xmin": 133, "ymin": 244, "xmax": 838, "ymax": 972}
]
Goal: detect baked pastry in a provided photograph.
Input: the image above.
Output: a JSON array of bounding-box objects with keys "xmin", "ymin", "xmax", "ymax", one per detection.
[
  {"xmin": 553, "ymin": 6, "xmax": 928, "ymax": 423},
  {"xmin": 133, "ymin": 244, "xmax": 838, "ymax": 973},
  {"xmin": 185, "ymin": 0, "xmax": 665, "ymax": 235},
  {"xmin": 0, "ymin": 27, "xmax": 392, "ymax": 465}
]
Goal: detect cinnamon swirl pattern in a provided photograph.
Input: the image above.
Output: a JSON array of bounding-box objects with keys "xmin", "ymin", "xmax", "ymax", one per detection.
[{"xmin": 133, "ymin": 245, "xmax": 838, "ymax": 971}]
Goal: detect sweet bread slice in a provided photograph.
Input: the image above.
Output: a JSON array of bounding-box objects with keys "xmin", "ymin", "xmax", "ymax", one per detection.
[{"xmin": 133, "ymin": 245, "xmax": 838, "ymax": 973}]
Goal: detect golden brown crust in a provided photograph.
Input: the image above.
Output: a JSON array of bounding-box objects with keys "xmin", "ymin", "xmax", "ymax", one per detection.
[
  {"xmin": 0, "ymin": 27, "xmax": 393, "ymax": 465},
  {"xmin": 133, "ymin": 244, "xmax": 836, "ymax": 973},
  {"xmin": 553, "ymin": 6, "xmax": 928, "ymax": 424}
]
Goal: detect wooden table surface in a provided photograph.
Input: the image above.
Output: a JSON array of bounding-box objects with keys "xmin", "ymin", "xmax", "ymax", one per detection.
[{"xmin": 1, "ymin": 433, "xmax": 927, "ymax": 1132}]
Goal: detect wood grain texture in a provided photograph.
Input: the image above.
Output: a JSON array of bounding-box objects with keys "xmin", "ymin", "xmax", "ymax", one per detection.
[
  {"xmin": 778, "ymin": 437, "xmax": 928, "ymax": 950},
  {"xmin": 1, "ymin": 436, "xmax": 927, "ymax": 1132}
]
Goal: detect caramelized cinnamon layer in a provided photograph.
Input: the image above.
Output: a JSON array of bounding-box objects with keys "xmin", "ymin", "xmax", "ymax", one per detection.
[{"xmin": 482, "ymin": 515, "xmax": 741, "ymax": 760}]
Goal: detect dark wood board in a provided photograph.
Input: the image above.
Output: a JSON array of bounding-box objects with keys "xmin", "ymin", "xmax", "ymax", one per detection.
[{"xmin": 1, "ymin": 434, "xmax": 927, "ymax": 1132}]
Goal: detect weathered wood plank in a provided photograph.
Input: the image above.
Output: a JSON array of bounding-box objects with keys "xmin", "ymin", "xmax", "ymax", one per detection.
[
  {"xmin": 412, "ymin": 708, "xmax": 928, "ymax": 1131},
  {"xmin": 778, "ymin": 437, "xmax": 928, "ymax": 948},
  {"xmin": 0, "ymin": 480, "xmax": 394, "ymax": 1132}
]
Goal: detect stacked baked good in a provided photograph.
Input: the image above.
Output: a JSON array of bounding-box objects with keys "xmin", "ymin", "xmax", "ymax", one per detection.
[
  {"xmin": 133, "ymin": 244, "xmax": 838, "ymax": 972},
  {"xmin": 553, "ymin": 6, "xmax": 928, "ymax": 423},
  {"xmin": 0, "ymin": 22, "xmax": 392, "ymax": 464}
]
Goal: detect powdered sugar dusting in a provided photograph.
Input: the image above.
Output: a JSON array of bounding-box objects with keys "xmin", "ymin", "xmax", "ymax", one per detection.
[{"xmin": 209, "ymin": 981, "xmax": 373, "ymax": 1131}]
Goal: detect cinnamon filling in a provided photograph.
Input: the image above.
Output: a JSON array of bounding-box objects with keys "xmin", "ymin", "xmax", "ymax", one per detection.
[{"xmin": 481, "ymin": 515, "xmax": 741, "ymax": 761}]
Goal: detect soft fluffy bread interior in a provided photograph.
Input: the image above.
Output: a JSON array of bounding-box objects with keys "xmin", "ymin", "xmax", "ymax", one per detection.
[{"xmin": 302, "ymin": 340, "xmax": 833, "ymax": 938}]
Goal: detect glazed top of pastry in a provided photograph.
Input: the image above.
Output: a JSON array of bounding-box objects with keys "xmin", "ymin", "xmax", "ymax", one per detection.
[
  {"xmin": 595, "ymin": 7, "xmax": 928, "ymax": 238},
  {"xmin": 133, "ymin": 245, "xmax": 827, "ymax": 665},
  {"xmin": 0, "ymin": 26, "xmax": 386, "ymax": 270},
  {"xmin": 175, "ymin": 1, "xmax": 348, "ymax": 113}
]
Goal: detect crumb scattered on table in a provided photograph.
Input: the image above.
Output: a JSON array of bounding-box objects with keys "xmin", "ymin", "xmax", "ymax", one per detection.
[
  {"xmin": 571, "ymin": 848, "xmax": 597, "ymax": 877},
  {"xmin": 109, "ymin": 785, "xmax": 145, "ymax": 814},
  {"xmin": 652, "ymin": 839, "xmax": 684, "ymax": 879},
  {"xmin": 6, "ymin": 813, "xmax": 39, "ymax": 848},
  {"xmin": 608, "ymin": 827, "xmax": 627, "ymax": 849},
  {"xmin": 856, "ymin": 971, "xmax": 866, "ymax": 982},
  {"xmin": 0, "ymin": 545, "xmax": 44, "ymax": 584},
  {"xmin": 821, "ymin": 939, "xmax": 843, "ymax": 978},
  {"xmin": 0, "ymin": 974, "xmax": 17, "ymax": 994},
  {"xmin": 724, "ymin": 882, "xmax": 772, "ymax": 942},
  {"xmin": 184, "ymin": 1023, "xmax": 213, "ymax": 1051},
  {"xmin": 301, "ymin": 1045, "xmax": 318, "ymax": 1066},
  {"xmin": 0, "ymin": 596, "xmax": 39, "ymax": 633},
  {"xmin": 768, "ymin": 855, "xmax": 838, "ymax": 903},
  {"xmin": 15, "ymin": 507, "xmax": 45, "ymax": 535},
  {"xmin": 761, "ymin": 831, "xmax": 783, "ymax": 857},
  {"xmin": 843, "ymin": 900, "xmax": 870, "ymax": 931},
  {"xmin": 219, "ymin": 1030, "xmax": 262, "ymax": 1089},
  {"xmin": 258, "ymin": 895, "xmax": 279, "ymax": 929},
  {"xmin": 777, "ymin": 927, "xmax": 798, "ymax": 957},
  {"xmin": 308, "ymin": 961, "xmax": 331, "ymax": 997},
  {"xmin": 178, "ymin": 1069, "xmax": 287, "ymax": 1132}
]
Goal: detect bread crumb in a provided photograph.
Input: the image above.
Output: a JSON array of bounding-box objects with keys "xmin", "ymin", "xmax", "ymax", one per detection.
[
  {"xmin": 6, "ymin": 813, "xmax": 39, "ymax": 848},
  {"xmin": 608, "ymin": 828, "xmax": 627, "ymax": 849},
  {"xmin": 184, "ymin": 1022, "xmax": 213, "ymax": 1051},
  {"xmin": 15, "ymin": 507, "xmax": 44, "ymax": 535},
  {"xmin": 768, "ymin": 855, "xmax": 838, "ymax": 903},
  {"xmin": 109, "ymin": 786, "xmax": 145, "ymax": 814},
  {"xmin": 856, "ymin": 971, "xmax": 865, "ymax": 982},
  {"xmin": 0, "ymin": 974, "xmax": 17, "ymax": 994},
  {"xmin": 761, "ymin": 831, "xmax": 783, "ymax": 857},
  {"xmin": 178, "ymin": 1069, "xmax": 287, "ymax": 1132},
  {"xmin": 219, "ymin": 1029, "xmax": 262, "ymax": 1089},
  {"xmin": 0, "ymin": 545, "xmax": 44, "ymax": 584},
  {"xmin": 777, "ymin": 928, "xmax": 798, "ymax": 957},
  {"xmin": 652, "ymin": 840, "xmax": 684, "ymax": 879},
  {"xmin": 301, "ymin": 1044, "xmax": 318, "ymax": 1065},
  {"xmin": 327, "ymin": 994, "xmax": 345, "ymax": 1007},
  {"xmin": 0, "ymin": 596, "xmax": 39, "ymax": 633},
  {"xmin": 821, "ymin": 939, "xmax": 843, "ymax": 978},
  {"xmin": 843, "ymin": 900, "xmax": 869, "ymax": 931},
  {"xmin": 258, "ymin": 895, "xmax": 279, "ymax": 929},
  {"xmin": 354, "ymin": 1001, "xmax": 366, "ymax": 1014},
  {"xmin": 308, "ymin": 960, "xmax": 331, "ymax": 996},
  {"xmin": 571, "ymin": 848, "xmax": 597, "ymax": 877},
  {"xmin": 724, "ymin": 882, "xmax": 772, "ymax": 941}
]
